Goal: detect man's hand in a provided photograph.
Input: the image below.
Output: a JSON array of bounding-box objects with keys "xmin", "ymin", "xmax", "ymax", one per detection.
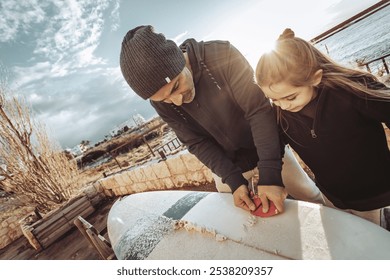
[
  {"xmin": 233, "ymin": 185, "xmax": 256, "ymax": 212},
  {"xmin": 257, "ymin": 185, "xmax": 287, "ymax": 213}
]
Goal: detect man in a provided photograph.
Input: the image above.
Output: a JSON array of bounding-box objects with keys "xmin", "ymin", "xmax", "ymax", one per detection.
[{"xmin": 120, "ymin": 25, "xmax": 323, "ymax": 213}]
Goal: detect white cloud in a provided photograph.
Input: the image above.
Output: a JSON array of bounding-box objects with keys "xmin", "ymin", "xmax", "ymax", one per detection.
[
  {"xmin": 110, "ymin": 0, "xmax": 120, "ymax": 31},
  {"xmin": 0, "ymin": 0, "xmax": 127, "ymax": 148},
  {"xmin": 2, "ymin": 0, "xmax": 121, "ymax": 90},
  {"xmin": 0, "ymin": 0, "xmax": 46, "ymax": 42},
  {"xmin": 33, "ymin": 0, "xmax": 110, "ymax": 66},
  {"xmin": 12, "ymin": 62, "xmax": 51, "ymax": 88},
  {"xmin": 76, "ymin": 45, "xmax": 106, "ymax": 68}
]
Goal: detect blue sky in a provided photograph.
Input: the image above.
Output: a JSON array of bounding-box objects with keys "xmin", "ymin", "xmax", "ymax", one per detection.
[{"xmin": 0, "ymin": 0, "xmax": 379, "ymax": 149}]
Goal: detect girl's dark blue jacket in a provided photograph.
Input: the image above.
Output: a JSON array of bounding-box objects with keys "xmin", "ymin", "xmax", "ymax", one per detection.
[{"xmin": 279, "ymin": 78, "xmax": 390, "ymax": 211}]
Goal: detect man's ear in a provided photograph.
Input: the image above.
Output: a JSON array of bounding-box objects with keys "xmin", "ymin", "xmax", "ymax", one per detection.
[{"xmin": 312, "ymin": 69, "xmax": 323, "ymax": 86}]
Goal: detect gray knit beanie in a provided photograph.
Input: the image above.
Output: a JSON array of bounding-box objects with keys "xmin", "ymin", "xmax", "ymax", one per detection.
[{"xmin": 120, "ymin": 25, "xmax": 186, "ymax": 99}]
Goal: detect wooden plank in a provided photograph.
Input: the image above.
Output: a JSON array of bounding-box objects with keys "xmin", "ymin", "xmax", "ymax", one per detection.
[
  {"xmin": 31, "ymin": 196, "xmax": 95, "ymax": 249},
  {"xmin": 70, "ymin": 206, "xmax": 95, "ymax": 222},
  {"xmin": 32, "ymin": 197, "xmax": 95, "ymax": 246},
  {"xmin": 63, "ymin": 199, "xmax": 94, "ymax": 220},
  {"xmin": 31, "ymin": 207, "xmax": 63, "ymax": 228},
  {"xmin": 61, "ymin": 196, "xmax": 91, "ymax": 215},
  {"xmin": 34, "ymin": 204, "xmax": 94, "ymax": 239},
  {"xmin": 74, "ymin": 216, "xmax": 115, "ymax": 260},
  {"xmin": 74, "ymin": 218, "xmax": 94, "ymax": 246},
  {"xmin": 85, "ymin": 228, "xmax": 115, "ymax": 260},
  {"xmin": 37, "ymin": 205, "xmax": 95, "ymax": 248},
  {"xmin": 32, "ymin": 197, "xmax": 83, "ymax": 231},
  {"xmin": 38, "ymin": 221, "xmax": 73, "ymax": 248},
  {"xmin": 33, "ymin": 196, "xmax": 84, "ymax": 225},
  {"xmin": 33, "ymin": 216, "xmax": 68, "ymax": 238},
  {"xmin": 33, "ymin": 196, "xmax": 92, "ymax": 232}
]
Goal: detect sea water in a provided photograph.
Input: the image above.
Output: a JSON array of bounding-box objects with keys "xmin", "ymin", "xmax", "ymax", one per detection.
[{"xmin": 315, "ymin": 4, "xmax": 390, "ymax": 73}]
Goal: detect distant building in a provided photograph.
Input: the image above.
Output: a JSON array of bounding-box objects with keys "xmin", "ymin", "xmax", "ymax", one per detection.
[
  {"xmin": 110, "ymin": 118, "xmax": 136, "ymax": 137},
  {"xmin": 110, "ymin": 114, "xmax": 146, "ymax": 137},
  {"xmin": 66, "ymin": 143, "xmax": 90, "ymax": 157},
  {"xmin": 132, "ymin": 113, "xmax": 146, "ymax": 127}
]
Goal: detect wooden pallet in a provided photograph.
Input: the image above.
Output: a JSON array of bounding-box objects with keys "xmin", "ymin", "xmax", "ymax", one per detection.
[{"xmin": 27, "ymin": 196, "xmax": 95, "ymax": 250}]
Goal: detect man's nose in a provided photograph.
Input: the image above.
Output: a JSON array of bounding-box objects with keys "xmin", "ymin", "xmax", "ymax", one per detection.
[{"xmin": 170, "ymin": 93, "xmax": 183, "ymax": 106}]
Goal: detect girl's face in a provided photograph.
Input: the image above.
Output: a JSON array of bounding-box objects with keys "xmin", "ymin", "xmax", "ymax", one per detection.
[
  {"xmin": 260, "ymin": 69, "xmax": 323, "ymax": 112},
  {"xmin": 261, "ymin": 82, "xmax": 317, "ymax": 112}
]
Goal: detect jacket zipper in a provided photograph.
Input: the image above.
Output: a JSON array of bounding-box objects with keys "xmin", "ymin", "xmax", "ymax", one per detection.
[
  {"xmin": 310, "ymin": 88, "xmax": 324, "ymax": 139},
  {"xmin": 310, "ymin": 108, "xmax": 318, "ymax": 138}
]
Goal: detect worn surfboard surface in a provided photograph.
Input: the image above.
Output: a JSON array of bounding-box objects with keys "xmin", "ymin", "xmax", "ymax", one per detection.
[{"xmin": 107, "ymin": 191, "xmax": 390, "ymax": 260}]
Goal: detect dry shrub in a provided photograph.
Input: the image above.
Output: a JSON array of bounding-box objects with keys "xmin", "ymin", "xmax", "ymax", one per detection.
[{"xmin": 0, "ymin": 85, "xmax": 79, "ymax": 214}]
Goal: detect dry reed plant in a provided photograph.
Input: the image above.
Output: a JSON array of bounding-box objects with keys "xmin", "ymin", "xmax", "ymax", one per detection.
[{"xmin": 0, "ymin": 85, "xmax": 79, "ymax": 214}]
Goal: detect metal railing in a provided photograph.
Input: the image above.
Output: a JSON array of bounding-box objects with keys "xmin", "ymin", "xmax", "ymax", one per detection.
[
  {"xmin": 156, "ymin": 137, "xmax": 183, "ymax": 160},
  {"xmin": 359, "ymin": 53, "xmax": 390, "ymax": 75}
]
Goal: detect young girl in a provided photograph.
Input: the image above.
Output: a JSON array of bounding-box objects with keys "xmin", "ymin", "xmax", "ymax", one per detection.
[{"xmin": 255, "ymin": 28, "xmax": 390, "ymax": 226}]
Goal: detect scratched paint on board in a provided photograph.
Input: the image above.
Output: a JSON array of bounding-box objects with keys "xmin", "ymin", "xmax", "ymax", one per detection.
[
  {"xmin": 114, "ymin": 213, "xmax": 174, "ymax": 260},
  {"xmin": 114, "ymin": 192, "xmax": 210, "ymax": 259}
]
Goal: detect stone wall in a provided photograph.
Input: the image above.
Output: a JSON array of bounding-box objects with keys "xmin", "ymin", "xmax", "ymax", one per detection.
[
  {"xmin": 0, "ymin": 206, "xmax": 35, "ymax": 249},
  {"xmin": 96, "ymin": 151, "xmax": 213, "ymax": 196}
]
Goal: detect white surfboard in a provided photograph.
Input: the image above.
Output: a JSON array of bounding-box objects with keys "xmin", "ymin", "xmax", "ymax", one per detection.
[{"xmin": 107, "ymin": 191, "xmax": 390, "ymax": 260}]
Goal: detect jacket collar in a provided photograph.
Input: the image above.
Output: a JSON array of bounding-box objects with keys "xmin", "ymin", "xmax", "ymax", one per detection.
[{"xmin": 180, "ymin": 39, "xmax": 204, "ymax": 85}]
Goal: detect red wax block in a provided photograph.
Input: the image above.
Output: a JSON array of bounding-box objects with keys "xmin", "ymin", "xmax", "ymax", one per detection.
[{"xmin": 250, "ymin": 194, "xmax": 279, "ymax": 217}]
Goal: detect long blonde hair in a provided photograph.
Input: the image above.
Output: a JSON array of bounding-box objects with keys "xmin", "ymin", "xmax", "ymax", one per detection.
[{"xmin": 255, "ymin": 28, "xmax": 390, "ymax": 100}]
